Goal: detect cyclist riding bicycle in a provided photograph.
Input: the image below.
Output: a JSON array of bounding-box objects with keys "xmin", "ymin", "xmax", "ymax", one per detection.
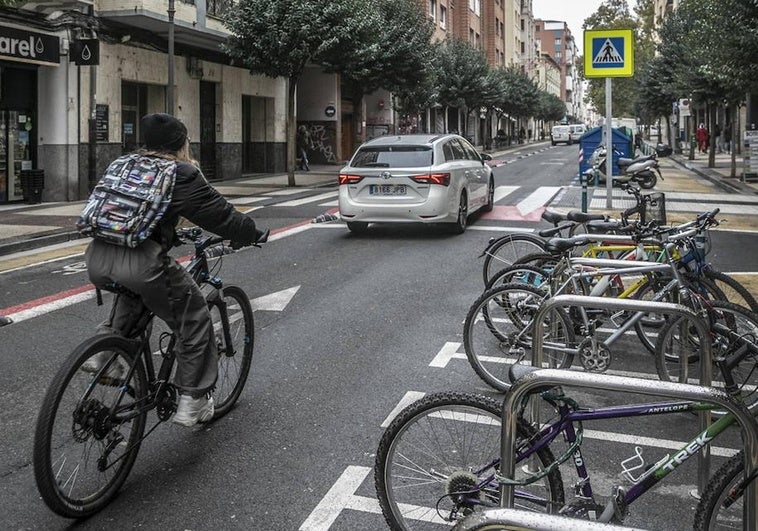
[{"xmin": 81, "ymin": 113, "xmax": 267, "ymax": 427}]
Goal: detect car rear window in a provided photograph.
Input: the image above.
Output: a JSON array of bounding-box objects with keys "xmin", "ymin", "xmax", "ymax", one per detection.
[
  {"xmin": 351, "ymin": 146, "xmax": 433, "ymax": 168},
  {"xmin": 553, "ymin": 126, "xmax": 569, "ymax": 134}
]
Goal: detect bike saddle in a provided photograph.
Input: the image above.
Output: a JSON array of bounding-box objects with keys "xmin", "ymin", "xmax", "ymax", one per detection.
[
  {"xmin": 538, "ymin": 222, "xmax": 574, "ymax": 238},
  {"xmin": 542, "ymin": 210, "xmax": 567, "ymax": 225},
  {"xmin": 101, "ymin": 282, "xmax": 140, "ymax": 299},
  {"xmin": 567, "ymin": 211, "xmax": 606, "ymax": 223},
  {"xmin": 587, "ymin": 219, "xmax": 624, "ymax": 233},
  {"xmin": 545, "ymin": 236, "xmax": 589, "ymax": 254}
]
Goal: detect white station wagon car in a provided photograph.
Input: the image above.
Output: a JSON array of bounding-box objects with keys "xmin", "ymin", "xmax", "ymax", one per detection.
[{"xmin": 338, "ymin": 134, "xmax": 494, "ymax": 234}]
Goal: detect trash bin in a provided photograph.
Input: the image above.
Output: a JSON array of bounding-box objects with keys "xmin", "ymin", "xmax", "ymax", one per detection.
[
  {"xmin": 579, "ymin": 126, "xmax": 633, "ymax": 177},
  {"xmin": 20, "ymin": 169, "xmax": 45, "ymax": 204}
]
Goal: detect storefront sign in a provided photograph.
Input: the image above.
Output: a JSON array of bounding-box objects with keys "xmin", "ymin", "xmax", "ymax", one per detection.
[
  {"xmin": 0, "ymin": 25, "xmax": 60, "ymax": 66},
  {"xmin": 743, "ymin": 130, "xmax": 758, "ymax": 181},
  {"xmin": 95, "ymin": 104, "xmax": 109, "ymax": 142},
  {"xmin": 71, "ymin": 39, "xmax": 99, "ymax": 66}
]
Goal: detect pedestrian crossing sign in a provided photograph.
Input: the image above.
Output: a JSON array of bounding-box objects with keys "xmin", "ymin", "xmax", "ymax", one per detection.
[{"xmin": 584, "ymin": 29, "xmax": 634, "ymax": 78}]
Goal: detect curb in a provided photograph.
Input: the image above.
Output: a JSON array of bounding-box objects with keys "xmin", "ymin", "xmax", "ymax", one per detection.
[
  {"xmin": 0, "ymin": 230, "xmax": 85, "ymax": 258},
  {"xmin": 669, "ymin": 155, "xmax": 754, "ymax": 195}
]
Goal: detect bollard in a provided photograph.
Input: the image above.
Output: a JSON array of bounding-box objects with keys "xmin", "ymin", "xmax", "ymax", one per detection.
[{"xmin": 581, "ymin": 171, "xmax": 588, "ymax": 212}]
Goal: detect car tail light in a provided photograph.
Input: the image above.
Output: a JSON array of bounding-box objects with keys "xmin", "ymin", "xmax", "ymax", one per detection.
[
  {"xmin": 411, "ymin": 173, "xmax": 451, "ymax": 186},
  {"xmin": 339, "ymin": 174, "xmax": 364, "ymax": 185}
]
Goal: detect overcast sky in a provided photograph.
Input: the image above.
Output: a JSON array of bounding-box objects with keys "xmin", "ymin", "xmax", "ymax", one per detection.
[{"xmin": 533, "ymin": 0, "xmax": 606, "ymax": 56}]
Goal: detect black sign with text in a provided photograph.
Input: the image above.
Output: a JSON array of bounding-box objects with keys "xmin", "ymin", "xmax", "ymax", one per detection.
[{"xmin": 0, "ymin": 25, "xmax": 59, "ymax": 66}]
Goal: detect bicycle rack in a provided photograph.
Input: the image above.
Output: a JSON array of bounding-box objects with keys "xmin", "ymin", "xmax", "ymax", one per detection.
[
  {"xmin": 498, "ymin": 295, "xmax": 758, "ymax": 531},
  {"xmin": 452, "ymin": 507, "xmax": 649, "ymax": 530}
]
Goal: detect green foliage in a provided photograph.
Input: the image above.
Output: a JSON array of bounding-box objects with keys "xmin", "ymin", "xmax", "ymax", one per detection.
[
  {"xmin": 432, "ymin": 38, "xmax": 491, "ymax": 111},
  {"xmin": 487, "ymin": 66, "xmax": 540, "ymax": 118},
  {"xmin": 224, "ymin": 0, "xmax": 374, "ymax": 82},
  {"xmin": 535, "ymin": 92, "xmax": 567, "ymax": 122},
  {"xmin": 582, "ymin": 0, "xmax": 656, "ymax": 117}
]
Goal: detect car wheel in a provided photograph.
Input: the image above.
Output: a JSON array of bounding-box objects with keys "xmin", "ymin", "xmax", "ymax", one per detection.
[
  {"xmin": 346, "ymin": 221, "xmax": 369, "ymax": 234},
  {"xmin": 482, "ymin": 178, "xmax": 494, "ymax": 213},
  {"xmin": 450, "ymin": 192, "xmax": 468, "ymax": 234}
]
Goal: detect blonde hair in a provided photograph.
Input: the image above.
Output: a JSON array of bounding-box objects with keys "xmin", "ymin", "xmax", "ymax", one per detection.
[{"xmin": 138, "ymin": 138, "xmax": 199, "ymax": 166}]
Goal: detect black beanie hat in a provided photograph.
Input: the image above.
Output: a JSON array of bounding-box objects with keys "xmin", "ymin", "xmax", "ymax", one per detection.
[{"xmin": 141, "ymin": 113, "xmax": 188, "ymax": 152}]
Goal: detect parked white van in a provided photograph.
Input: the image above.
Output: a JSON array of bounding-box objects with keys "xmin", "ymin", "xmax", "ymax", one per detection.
[
  {"xmin": 551, "ymin": 125, "xmax": 572, "ymax": 146},
  {"xmin": 569, "ymin": 124, "xmax": 587, "ymax": 139}
]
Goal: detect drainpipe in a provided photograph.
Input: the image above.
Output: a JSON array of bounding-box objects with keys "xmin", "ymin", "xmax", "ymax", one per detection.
[{"xmin": 167, "ymin": 0, "xmax": 175, "ymax": 113}]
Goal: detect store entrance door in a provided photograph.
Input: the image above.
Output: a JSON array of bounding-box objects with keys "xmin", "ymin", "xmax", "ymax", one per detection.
[{"xmin": 0, "ymin": 109, "xmax": 34, "ymax": 203}]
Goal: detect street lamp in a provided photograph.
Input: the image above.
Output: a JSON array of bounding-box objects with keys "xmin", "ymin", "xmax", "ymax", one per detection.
[{"xmin": 167, "ymin": 0, "xmax": 175, "ymax": 114}]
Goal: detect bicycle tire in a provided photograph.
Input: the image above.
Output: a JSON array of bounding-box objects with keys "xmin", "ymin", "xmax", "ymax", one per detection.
[
  {"xmin": 209, "ymin": 285, "xmax": 254, "ymax": 418},
  {"xmin": 374, "ymin": 392, "xmax": 565, "ymax": 530},
  {"xmin": 655, "ymin": 302, "xmax": 758, "ymax": 411},
  {"xmin": 702, "ymin": 268, "xmax": 758, "ymax": 313},
  {"xmin": 692, "ymin": 451, "xmax": 745, "ymax": 531},
  {"xmin": 485, "ymin": 264, "xmax": 550, "ymax": 291},
  {"xmin": 482, "ymin": 234, "xmax": 547, "ymax": 287},
  {"xmin": 464, "ymin": 284, "xmax": 575, "ymax": 392},
  {"xmin": 33, "ymin": 334, "xmax": 147, "ymax": 518},
  {"xmin": 631, "ymin": 275, "xmax": 678, "ymax": 355}
]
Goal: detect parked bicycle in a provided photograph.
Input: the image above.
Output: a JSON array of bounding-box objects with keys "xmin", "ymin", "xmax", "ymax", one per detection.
[
  {"xmin": 375, "ymin": 333, "xmax": 758, "ymax": 530},
  {"xmin": 33, "ymin": 226, "xmax": 268, "ymax": 518},
  {"xmin": 464, "ymin": 210, "xmax": 758, "ymax": 391}
]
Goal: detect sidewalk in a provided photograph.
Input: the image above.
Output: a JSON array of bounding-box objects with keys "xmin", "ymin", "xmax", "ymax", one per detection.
[
  {"xmin": 668, "ymin": 147, "xmax": 758, "ymax": 195},
  {"xmin": 0, "ymin": 166, "xmax": 340, "ymax": 257}
]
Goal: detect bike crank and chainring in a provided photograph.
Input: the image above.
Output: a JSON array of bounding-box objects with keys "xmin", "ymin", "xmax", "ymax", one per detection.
[{"xmin": 578, "ymin": 338, "xmax": 612, "ymax": 372}]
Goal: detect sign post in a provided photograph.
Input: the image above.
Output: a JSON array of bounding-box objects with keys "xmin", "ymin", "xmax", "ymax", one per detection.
[{"xmin": 584, "ymin": 29, "xmax": 635, "ymax": 209}]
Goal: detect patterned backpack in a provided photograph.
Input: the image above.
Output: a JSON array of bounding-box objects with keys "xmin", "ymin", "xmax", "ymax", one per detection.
[{"xmin": 77, "ymin": 153, "xmax": 177, "ymax": 248}]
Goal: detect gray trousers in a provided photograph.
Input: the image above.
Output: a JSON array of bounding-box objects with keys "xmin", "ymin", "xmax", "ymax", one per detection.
[{"xmin": 85, "ymin": 239, "xmax": 217, "ymax": 398}]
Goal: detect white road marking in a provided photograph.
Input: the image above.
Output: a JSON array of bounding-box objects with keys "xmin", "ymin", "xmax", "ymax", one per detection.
[
  {"xmin": 228, "ymin": 196, "xmax": 267, "ymax": 205},
  {"xmin": 516, "ymin": 187, "xmax": 561, "ymax": 216},
  {"xmin": 380, "ymin": 391, "xmax": 426, "ymax": 428},
  {"xmin": 494, "ymin": 185, "xmax": 519, "ymax": 203},
  {"xmin": 265, "ymin": 188, "xmax": 314, "ymax": 195},
  {"xmin": 468, "ymin": 226, "xmax": 535, "ymax": 232},
  {"xmin": 299, "ymin": 466, "xmax": 375, "ymax": 530},
  {"xmin": 277, "ymin": 191, "xmax": 338, "ymax": 207},
  {"xmin": 429, "ymin": 342, "xmax": 462, "ymax": 368}
]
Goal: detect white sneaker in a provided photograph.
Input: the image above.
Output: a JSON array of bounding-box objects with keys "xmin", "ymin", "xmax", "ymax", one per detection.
[
  {"xmin": 173, "ymin": 395, "xmax": 215, "ymax": 427},
  {"xmin": 81, "ymin": 352, "xmax": 126, "ymax": 380}
]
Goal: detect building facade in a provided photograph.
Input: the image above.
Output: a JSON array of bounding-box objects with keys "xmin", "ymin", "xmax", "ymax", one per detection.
[{"xmin": 534, "ymin": 19, "xmax": 582, "ymax": 122}]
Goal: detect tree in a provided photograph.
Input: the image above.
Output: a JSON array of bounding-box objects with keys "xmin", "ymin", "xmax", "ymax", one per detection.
[
  {"xmin": 336, "ymin": 0, "xmax": 435, "ymax": 143},
  {"xmin": 581, "ymin": 0, "xmax": 656, "ymax": 117},
  {"xmin": 224, "ymin": 0, "xmax": 374, "ymax": 185},
  {"xmin": 432, "ymin": 38, "xmax": 492, "ymax": 136}
]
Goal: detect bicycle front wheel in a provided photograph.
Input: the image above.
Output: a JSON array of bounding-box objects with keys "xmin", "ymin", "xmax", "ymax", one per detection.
[
  {"xmin": 374, "ymin": 392, "xmax": 565, "ymax": 530},
  {"xmin": 482, "ymin": 234, "xmax": 546, "ymax": 287},
  {"xmin": 464, "ymin": 284, "xmax": 575, "ymax": 392},
  {"xmin": 33, "ymin": 334, "xmax": 147, "ymax": 518},
  {"xmin": 209, "ymin": 285, "xmax": 254, "ymax": 418},
  {"xmin": 693, "ymin": 451, "xmax": 745, "ymax": 530}
]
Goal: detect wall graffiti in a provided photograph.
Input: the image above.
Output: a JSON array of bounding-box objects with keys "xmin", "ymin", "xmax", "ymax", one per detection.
[{"xmin": 305, "ymin": 123, "xmax": 337, "ymax": 163}]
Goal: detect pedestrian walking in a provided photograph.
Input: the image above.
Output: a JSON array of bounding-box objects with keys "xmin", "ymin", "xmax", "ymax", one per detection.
[
  {"xmin": 724, "ymin": 122, "xmax": 732, "ymax": 154},
  {"xmin": 297, "ymin": 125, "xmax": 312, "ymax": 171},
  {"xmin": 696, "ymin": 123, "xmax": 709, "ymax": 153},
  {"xmin": 714, "ymin": 122, "xmax": 723, "ymax": 153}
]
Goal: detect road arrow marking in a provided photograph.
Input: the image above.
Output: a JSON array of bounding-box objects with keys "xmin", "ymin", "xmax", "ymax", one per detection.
[{"xmin": 250, "ymin": 285, "xmax": 299, "ymax": 312}]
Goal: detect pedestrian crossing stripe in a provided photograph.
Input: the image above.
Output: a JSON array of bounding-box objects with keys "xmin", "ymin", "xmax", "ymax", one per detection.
[{"xmin": 584, "ymin": 29, "xmax": 634, "ymax": 78}]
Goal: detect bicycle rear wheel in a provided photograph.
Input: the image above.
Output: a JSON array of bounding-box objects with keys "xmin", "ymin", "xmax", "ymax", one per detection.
[
  {"xmin": 482, "ymin": 234, "xmax": 546, "ymax": 287},
  {"xmin": 33, "ymin": 334, "xmax": 147, "ymax": 518},
  {"xmin": 693, "ymin": 451, "xmax": 745, "ymax": 530},
  {"xmin": 655, "ymin": 302, "xmax": 758, "ymax": 410},
  {"xmin": 702, "ymin": 268, "xmax": 758, "ymax": 313},
  {"xmin": 374, "ymin": 392, "xmax": 565, "ymax": 530},
  {"xmin": 464, "ymin": 284, "xmax": 575, "ymax": 392},
  {"xmin": 209, "ymin": 285, "xmax": 254, "ymax": 418}
]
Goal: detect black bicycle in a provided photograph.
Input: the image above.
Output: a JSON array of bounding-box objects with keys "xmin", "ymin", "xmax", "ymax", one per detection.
[{"xmin": 33, "ymin": 226, "xmax": 268, "ymax": 518}]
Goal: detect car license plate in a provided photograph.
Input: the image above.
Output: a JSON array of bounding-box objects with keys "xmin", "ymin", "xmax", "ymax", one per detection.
[{"xmin": 369, "ymin": 184, "xmax": 406, "ymax": 195}]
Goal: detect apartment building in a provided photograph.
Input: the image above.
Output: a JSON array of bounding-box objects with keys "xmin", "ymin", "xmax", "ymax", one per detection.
[
  {"xmin": 534, "ymin": 19, "xmax": 581, "ymax": 122},
  {"xmin": 0, "ymin": 0, "xmax": 289, "ymax": 204}
]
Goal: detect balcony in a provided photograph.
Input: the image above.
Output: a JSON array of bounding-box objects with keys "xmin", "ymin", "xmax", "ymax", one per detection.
[{"xmin": 96, "ymin": 0, "xmax": 231, "ymax": 51}]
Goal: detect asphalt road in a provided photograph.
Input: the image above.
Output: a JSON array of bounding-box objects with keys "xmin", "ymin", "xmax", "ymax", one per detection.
[{"xmin": 1, "ymin": 145, "xmax": 756, "ymax": 530}]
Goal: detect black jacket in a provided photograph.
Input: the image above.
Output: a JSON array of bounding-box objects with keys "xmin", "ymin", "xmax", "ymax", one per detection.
[{"xmin": 156, "ymin": 161, "xmax": 258, "ymax": 246}]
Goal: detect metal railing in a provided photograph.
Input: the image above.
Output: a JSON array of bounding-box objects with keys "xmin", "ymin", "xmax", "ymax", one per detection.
[{"xmin": 496, "ymin": 295, "xmax": 758, "ymax": 530}]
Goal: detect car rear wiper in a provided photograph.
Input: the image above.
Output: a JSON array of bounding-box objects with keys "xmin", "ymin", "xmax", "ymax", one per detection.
[{"xmin": 362, "ymin": 162, "xmax": 390, "ymax": 167}]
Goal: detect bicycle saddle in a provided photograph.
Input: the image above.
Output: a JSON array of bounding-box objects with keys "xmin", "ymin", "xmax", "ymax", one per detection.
[
  {"xmin": 587, "ymin": 220, "xmax": 624, "ymax": 233},
  {"xmin": 567, "ymin": 211, "xmax": 606, "ymax": 223},
  {"xmin": 542, "ymin": 210, "xmax": 567, "ymax": 225},
  {"xmin": 101, "ymin": 282, "xmax": 140, "ymax": 299},
  {"xmin": 545, "ymin": 236, "xmax": 589, "ymax": 254}
]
